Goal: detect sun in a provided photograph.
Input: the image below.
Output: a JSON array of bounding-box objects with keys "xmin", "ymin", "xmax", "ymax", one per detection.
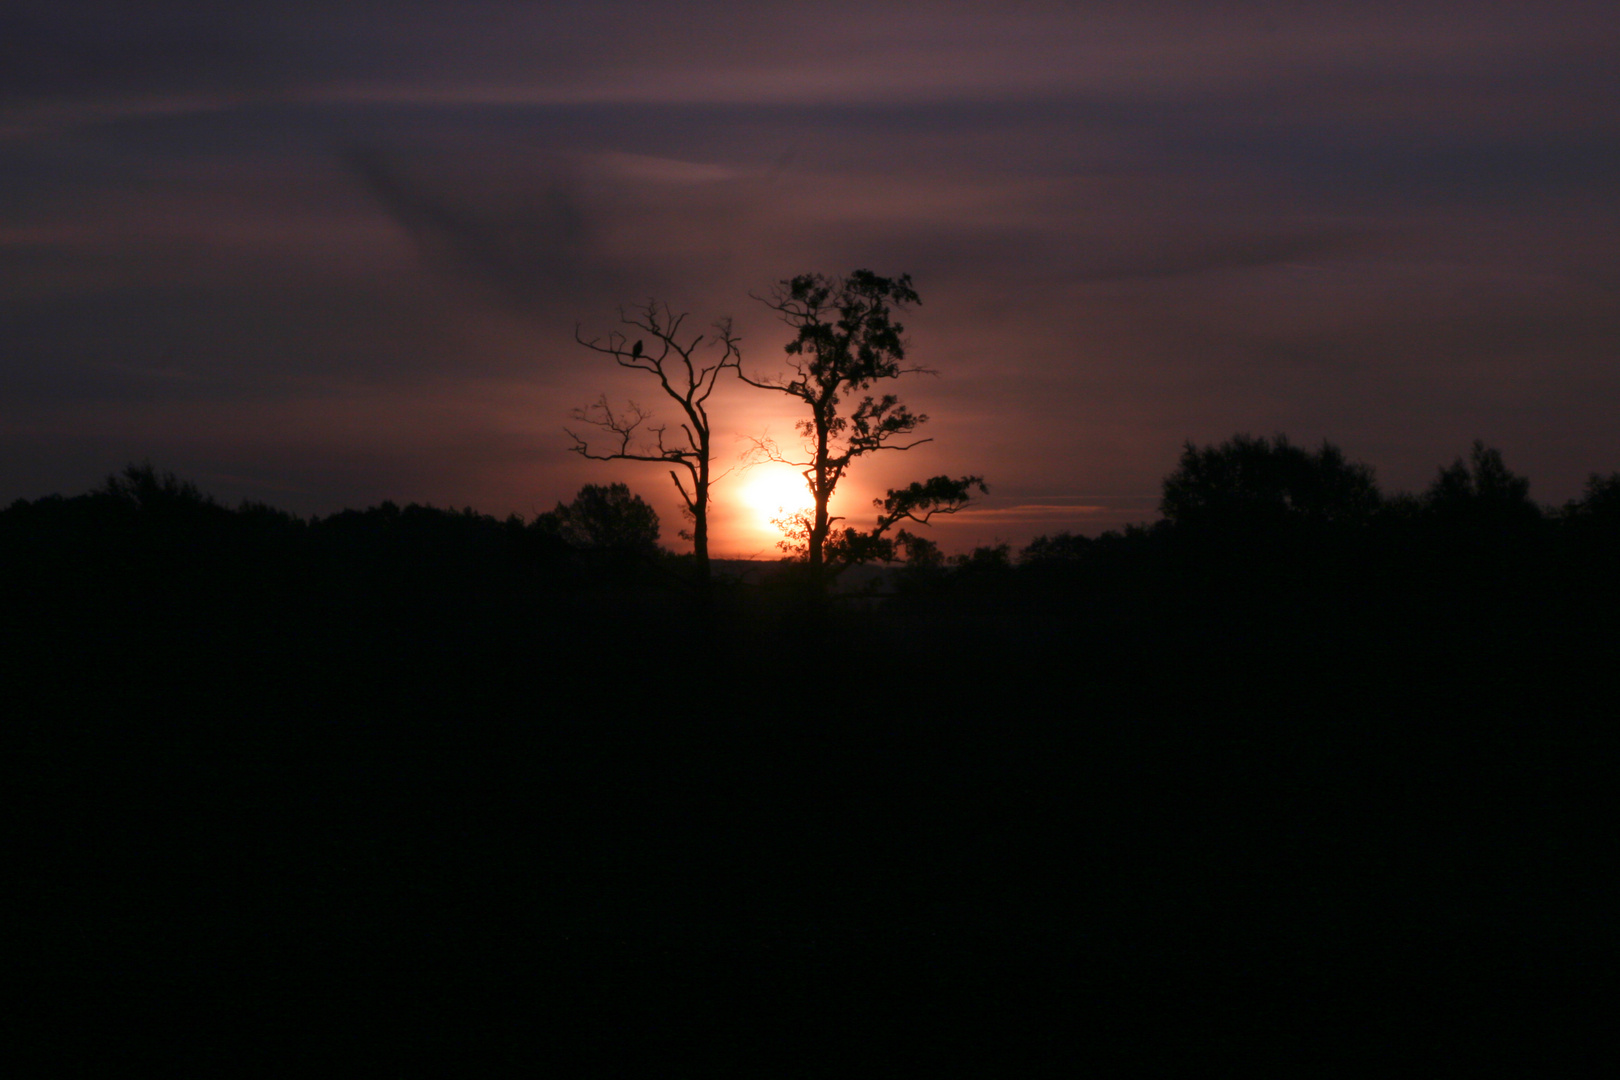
[{"xmin": 739, "ymin": 466, "xmax": 810, "ymax": 516}]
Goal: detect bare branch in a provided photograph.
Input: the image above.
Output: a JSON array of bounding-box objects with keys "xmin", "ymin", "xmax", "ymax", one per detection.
[
  {"xmin": 743, "ymin": 434, "xmax": 812, "ymax": 471},
  {"xmin": 569, "ymin": 300, "xmax": 742, "ymax": 584}
]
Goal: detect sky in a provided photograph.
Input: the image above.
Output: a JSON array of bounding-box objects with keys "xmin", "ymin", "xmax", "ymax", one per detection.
[{"xmin": 4, "ymin": 0, "xmax": 1618, "ymax": 556}]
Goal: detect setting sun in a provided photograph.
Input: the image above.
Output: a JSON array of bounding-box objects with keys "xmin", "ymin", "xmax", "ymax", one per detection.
[{"xmin": 739, "ymin": 465, "xmax": 810, "ymax": 516}]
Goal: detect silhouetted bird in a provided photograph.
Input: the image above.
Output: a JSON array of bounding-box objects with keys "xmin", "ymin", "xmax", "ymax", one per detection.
[{"xmin": 631, "ymin": 340, "xmax": 644, "ymax": 359}]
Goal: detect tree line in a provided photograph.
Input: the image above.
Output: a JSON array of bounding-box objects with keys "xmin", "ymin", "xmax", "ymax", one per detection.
[
  {"xmin": 894, "ymin": 434, "xmax": 1620, "ymax": 613},
  {"xmin": 7, "ymin": 433, "xmax": 1619, "ymax": 602}
]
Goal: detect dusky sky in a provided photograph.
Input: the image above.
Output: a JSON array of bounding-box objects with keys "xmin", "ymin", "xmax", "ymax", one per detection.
[{"xmin": 4, "ymin": 1, "xmax": 1618, "ymax": 555}]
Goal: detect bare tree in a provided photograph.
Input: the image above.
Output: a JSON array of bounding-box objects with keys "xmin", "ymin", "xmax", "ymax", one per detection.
[
  {"xmin": 569, "ymin": 302, "xmax": 740, "ymax": 585},
  {"xmin": 740, "ymin": 270, "xmax": 981, "ymax": 581}
]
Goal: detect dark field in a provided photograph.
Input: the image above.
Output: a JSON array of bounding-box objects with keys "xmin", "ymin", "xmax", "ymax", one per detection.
[{"xmin": 7, "ymin": 482, "xmax": 1617, "ymax": 1060}]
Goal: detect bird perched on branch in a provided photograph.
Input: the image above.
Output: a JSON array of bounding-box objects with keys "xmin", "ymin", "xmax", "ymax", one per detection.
[{"xmin": 631, "ymin": 339, "xmax": 644, "ymax": 359}]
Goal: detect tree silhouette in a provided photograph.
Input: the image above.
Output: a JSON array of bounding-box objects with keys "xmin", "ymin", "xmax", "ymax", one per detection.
[
  {"xmin": 532, "ymin": 482, "xmax": 660, "ymax": 558},
  {"xmin": 1565, "ymin": 472, "xmax": 1620, "ymax": 528},
  {"xmin": 818, "ymin": 474, "xmax": 988, "ymax": 570},
  {"xmin": 1018, "ymin": 531, "xmax": 1094, "ymax": 568},
  {"xmin": 1418, "ymin": 441, "xmax": 1543, "ymax": 559},
  {"xmin": 1424, "ymin": 441, "xmax": 1537, "ymax": 520},
  {"xmin": 101, "ymin": 462, "xmax": 222, "ymax": 517},
  {"xmin": 1160, "ymin": 434, "xmax": 1380, "ymax": 532},
  {"xmin": 741, "ymin": 270, "xmax": 980, "ymax": 580},
  {"xmin": 570, "ymin": 302, "xmax": 739, "ymax": 585}
]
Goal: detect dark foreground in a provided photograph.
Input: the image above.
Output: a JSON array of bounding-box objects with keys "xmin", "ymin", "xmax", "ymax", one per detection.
[{"xmin": 7, "ymin": 508, "xmax": 1617, "ymax": 1062}]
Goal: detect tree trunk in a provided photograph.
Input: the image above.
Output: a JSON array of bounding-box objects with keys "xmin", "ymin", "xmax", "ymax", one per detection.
[
  {"xmin": 692, "ymin": 480, "xmax": 711, "ymax": 587},
  {"xmin": 808, "ymin": 411, "xmax": 834, "ymax": 576}
]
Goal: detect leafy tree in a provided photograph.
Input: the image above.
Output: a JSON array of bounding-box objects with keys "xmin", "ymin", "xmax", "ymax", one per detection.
[
  {"xmin": 1019, "ymin": 531, "xmax": 1093, "ymax": 568},
  {"xmin": 570, "ymin": 302, "xmax": 739, "ymax": 585},
  {"xmin": 1160, "ymin": 434, "xmax": 1380, "ymax": 531},
  {"xmin": 1417, "ymin": 441, "xmax": 1543, "ymax": 556},
  {"xmin": 950, "ymin": 543, "xmax": 1012, "ymax": 574},
  {"xmin": 101, "ymin": 462, "xmax": 223, "ymax": 517},
  {"xmin": 1562, "ymin": 473, "xmax": 1620, "ymax": 583},
  {"xmin": 823, "ymin": 474, "xmax": 987, "ymax": 570},
  {"xmin": 533, "ymin": 483, "xmax": 660, "ymax": 558},
  {"xmin": 741, "ymin": 269, "xmax": 982, "ymax": 579},
  {"xmin": 1564, "ymin": 472, "xmax": 1620, "ymax": 528},
  {"xmin": 95, "ymin": 463, "xmax": 234, "ymax": 562},
  {"xmin": 1424, "ymin": 441, "xmax": 1538, "ymax": 523}
]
